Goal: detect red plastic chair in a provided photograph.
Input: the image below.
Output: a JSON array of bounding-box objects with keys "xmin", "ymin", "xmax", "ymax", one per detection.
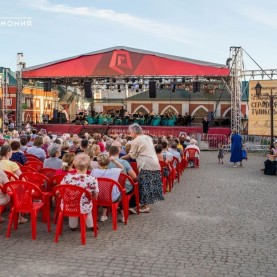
[
  {"xmin": 20, "ymin": 165, "xmax": 37, "ymax": 173},
  {"xmin": 19, "ymin": 172, "xmax": 51, "ymax": 222},
  {"xmin": 0, "ymin": 186, "xmax": 10, "ymax": 225},
  {"xmin": 26, "ymin": 157, "xmax": 42, "ymax": 162},
  {"xmin": 25, "ymin": 161, "xmax": 44, "ymax": 172},
  {"xmin": 25, "ymin": 154, "xmax": 42, "ymax": 162},
  {"xmin": 118, "ymin": 173, "xmax": 140, "ymax": 215},
  {"xmin": 130, "ymin": 162, "xmax": 139, "ymax": 175},
  {"xmin": 4, "ymin": 170, "xmax": 19, "ymax": 181},
  {"xmin": 96, "ymin": 177, "xmax": 128, "ymax": 230},
  {"xmin": 3, "ymin": 181, "xmax": 51, "ymax": 240},
  {"xmin": 52, "ymin": 184, "xmax": 98, "ymax": 245},
  {"xmin": 159, "ymin": 161, "xmax": 173, "ymax": 193},
  {"xmin": 51, "ymin": 173, "xmax": 67, "ymax": 224},
  {"xmin": 180, "ymin": 155, "xmax": 188, "ymax": 172},
  {"xmin": 14, "ymin": 161, "xmax": 23, "ymax": 167},
  {"xmin": 19, "ymin": 172, "xmax": 51, "ymax": 192},
  {"xmin": 184, "ymin": 148, "xmax": 200, "ymax": 168},
  {"xmin": 172, "ymin": 156, "xmax": 181, "ymax": 183},
  {"xmin": 39, "ymin": 168, "xmax": 57, "ymax": 183}
]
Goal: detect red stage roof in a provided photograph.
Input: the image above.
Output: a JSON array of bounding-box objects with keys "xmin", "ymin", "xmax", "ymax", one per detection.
[{"xmin": 22, "ymin": 46, "xmax": 229, "ymax": 78}]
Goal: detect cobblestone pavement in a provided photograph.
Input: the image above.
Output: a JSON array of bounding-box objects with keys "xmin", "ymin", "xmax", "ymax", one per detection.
[{"xmin": 0, "ymin": 152, "xmax": 277, "ymax": 277}]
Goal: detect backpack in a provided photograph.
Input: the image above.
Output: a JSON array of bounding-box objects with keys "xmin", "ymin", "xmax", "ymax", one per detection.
[{"xmin": 264, "ymin": 159, "xmax": 277, "ymax": 175}]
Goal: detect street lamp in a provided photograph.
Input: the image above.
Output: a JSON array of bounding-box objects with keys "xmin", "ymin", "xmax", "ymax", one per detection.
[{"xmin": 255, "ymin": 82, "xmax": 276, "ymax": 150}]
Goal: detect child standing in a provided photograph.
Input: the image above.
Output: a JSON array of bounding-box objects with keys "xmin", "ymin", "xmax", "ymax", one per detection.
[{"xmin": 218, "ymin": 143, "xmax": 224, "ymax": 164}]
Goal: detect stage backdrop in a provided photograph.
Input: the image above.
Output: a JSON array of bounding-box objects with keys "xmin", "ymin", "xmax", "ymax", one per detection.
[{"xmin": 248, "ymin": 80, "xmax": 277, "ymax": 136}]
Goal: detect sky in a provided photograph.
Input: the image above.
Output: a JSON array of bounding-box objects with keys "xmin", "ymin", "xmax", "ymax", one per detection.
[{"xmin": 0, "ymin": 0, "xmax": 277, "ymax": 72}]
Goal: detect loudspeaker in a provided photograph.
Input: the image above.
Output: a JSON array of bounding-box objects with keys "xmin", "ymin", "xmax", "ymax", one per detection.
[
  {"xmin": 84, "ymin": 81, "xmax": 92, "ymax": 98},
  {"xmin": 44, "ymin": 81, "xmax": 52, "ymax": 92},
  {"xmin": 193, "ymin": 82, "xmax": 201, "ymax": 93},
  {"xmin": 149, "ymin": 81, "xmax": 156, "ymax": 98}
]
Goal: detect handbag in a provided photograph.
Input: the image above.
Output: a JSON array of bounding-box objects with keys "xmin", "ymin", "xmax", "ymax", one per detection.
[{"xmin": 242, "ymin": 149, "xmax": 247, "ymax": 160}]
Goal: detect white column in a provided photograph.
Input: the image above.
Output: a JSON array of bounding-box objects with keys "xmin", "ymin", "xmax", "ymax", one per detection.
[
  {"xmin": 182, "ymin": 102, "xmax": 189, "ymax": 115},
  {"xmin": 152, "ymin": 102, "xmax": 159, "ymax": 114}
]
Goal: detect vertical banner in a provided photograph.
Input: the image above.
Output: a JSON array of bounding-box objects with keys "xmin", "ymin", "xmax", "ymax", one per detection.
[{"xmin": 248, "ymin": 80, "xmax": 277, "ymax": 136}]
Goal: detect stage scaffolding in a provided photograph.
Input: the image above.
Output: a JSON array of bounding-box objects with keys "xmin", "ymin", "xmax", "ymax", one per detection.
[{"xmin": 16, "ymin": 53, "xmax": 25, "ymax": 130}]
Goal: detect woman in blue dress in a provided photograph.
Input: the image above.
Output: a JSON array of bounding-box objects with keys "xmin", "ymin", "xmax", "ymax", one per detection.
[{"xmin": 230, "ymin": 128, "xmax": 243, "ymax": 168}]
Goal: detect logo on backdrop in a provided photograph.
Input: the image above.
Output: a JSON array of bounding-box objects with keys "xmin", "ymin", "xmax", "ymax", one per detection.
[
  {"xmin": 109, "ymin": 50, "xmax": 132, "ymax": 74},
  {"xmin": 0, "ymin": 17, "xmax": 32, "ymax": 27}
]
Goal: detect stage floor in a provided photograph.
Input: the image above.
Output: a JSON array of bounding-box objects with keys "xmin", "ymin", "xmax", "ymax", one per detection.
[{"xmin": 33, "ymin": 123, "xmax": 231, "ymax": 137}]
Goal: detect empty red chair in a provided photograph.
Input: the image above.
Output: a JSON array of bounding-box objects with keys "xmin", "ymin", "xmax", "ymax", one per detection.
[
  {"xmin": 52, "ymin": 184, "xmax": 98, "ymax": 245},
  {"xmin": 118, "ymin": 173, "xmax": 140, "ymax": 215},
  {"xmin": 96, "ymin": 177, "xmax": 128, "ymax": 230},
  {"xmin": 19, "ymin": 172, "xmax": 51, "ymax": 222},
  {"xmin": 4, "ymin": 170, "xmax": 19, "ymax": 181},
  {"xmin": 39, "ymin": 168, "xmax": 57, "ymax": 183},
  {"xmin": 185, "ymin": 148, "xmax": 200, "ymax": 168},
  {"xmin": 19, "ymin": 172, "xmax": 51, "ymax": 192},
  {"xmin": 3, "ymin": 181, "xmax": 51, "ymax": 239},
  {"xmin": 20, "ymin": 165, "xmax": 37, "ymax": 173},
  {"xmin": 25, "ymin": 161, "xmax": 43, "ymax": 172}
]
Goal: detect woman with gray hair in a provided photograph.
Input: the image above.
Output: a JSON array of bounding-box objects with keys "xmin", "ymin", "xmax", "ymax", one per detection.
[
  {"xmin": 43, "ymin": 143, "xmax": 62, "ymax": 169},
  {"xmin": 121, "ymin": 123, "xmax": 164, "ymax": 213}
]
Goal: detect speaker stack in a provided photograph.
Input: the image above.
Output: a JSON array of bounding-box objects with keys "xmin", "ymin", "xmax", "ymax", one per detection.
[
  {"xmin": 149, "ymin": 81, "xmax": 156, "ymax": 98},
  {"xmin": 193, "ymin": 82, "xmax": 201, "ymax": 93},
  {"xmin": 84, "ymin": 81, "xmax": 92, "ymax": 98}
]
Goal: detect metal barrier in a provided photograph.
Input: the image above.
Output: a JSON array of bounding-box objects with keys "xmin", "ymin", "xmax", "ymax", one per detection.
[
  {"xmin": 188, "ymin": 133, "xmax": 229, "ymax": 150},
  {"xmin": 223, "ymin": 143, "xmax": 270, "ymax": 155},
  {"xmin": 189, "ymin": 133, "xmax": 270, "ymax": 154}
]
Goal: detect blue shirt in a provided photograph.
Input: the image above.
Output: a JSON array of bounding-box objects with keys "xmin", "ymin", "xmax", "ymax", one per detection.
[
  {"xmin": 27, "ymin": 146, "xmax": 46, "ymax": 161},
  {"xmin": 10, "ymin": 152, "xmax": 27, "ymax": 165}
]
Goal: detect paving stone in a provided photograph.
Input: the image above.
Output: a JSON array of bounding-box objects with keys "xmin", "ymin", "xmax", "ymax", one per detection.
[{"xmin": 0, "ymin": 152, "xmax": 277, "ymax": 276}]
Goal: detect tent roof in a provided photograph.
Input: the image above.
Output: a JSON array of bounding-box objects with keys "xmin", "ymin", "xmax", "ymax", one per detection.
[{"xmin": 22, "ymin": 46, "xmax": 229, "ymax": 79}]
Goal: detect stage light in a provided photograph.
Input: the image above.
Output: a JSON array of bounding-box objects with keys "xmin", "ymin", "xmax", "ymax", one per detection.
[{"xmin": 131, "ymin": 78, "xmax": 136, "ymax": 83}]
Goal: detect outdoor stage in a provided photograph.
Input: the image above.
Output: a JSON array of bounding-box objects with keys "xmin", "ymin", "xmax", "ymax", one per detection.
[{"xmin": 33, "ymin": 123, "xmax": 231, "ymax": 137}]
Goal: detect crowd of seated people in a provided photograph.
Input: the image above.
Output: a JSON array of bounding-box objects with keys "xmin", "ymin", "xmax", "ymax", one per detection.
[{"xmin": 0, "ymin": 127, "xmax": 199, "ymax": 234}]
